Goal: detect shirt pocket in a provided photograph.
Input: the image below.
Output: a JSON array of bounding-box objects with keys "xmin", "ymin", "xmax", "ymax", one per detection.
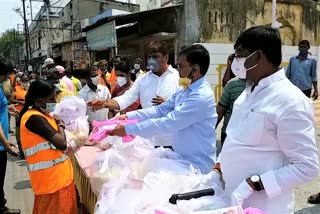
[{"xmin": 233, "ymin": 110, "xmax": 265, "ymax": 145}]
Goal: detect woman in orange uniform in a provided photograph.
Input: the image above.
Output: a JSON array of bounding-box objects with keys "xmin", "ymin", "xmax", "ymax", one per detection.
[
  {"xmin": 14, "ymin": 74, "xmax": 29, "ymax": 158},
  {"xmin": 19, "ymin": 80, "xmax": 77, "ymax": 214}
]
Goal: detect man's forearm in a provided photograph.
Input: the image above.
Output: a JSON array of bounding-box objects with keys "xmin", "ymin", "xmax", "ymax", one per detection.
[
  {"xmin": 313, "ymin": 81, "xmax": 318, "ymax": 91},
  {"xmin": 106, "ymin": 99, "xmax": 121, "ymax": 110},
  {"xmin": 0, "ymin": 124, "xmax": 8, "ymax": 146}
]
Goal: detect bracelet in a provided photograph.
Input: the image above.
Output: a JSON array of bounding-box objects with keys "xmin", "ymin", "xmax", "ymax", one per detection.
[
  {"xmin": 103, "ymin": 100, "xmax": 109, "ymax": 108},
  {"xmin": 58, "ymin": 124, "xmax": 65, "ymax": 129}
]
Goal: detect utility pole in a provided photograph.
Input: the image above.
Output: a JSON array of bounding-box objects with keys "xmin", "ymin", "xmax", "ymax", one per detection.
[
  {"xmin": 44, "ymin": 0, "xmax": 53, "ymax": 57},
  {"xmin": 22, "ymin": 0, "xmax": 29, "ymax": 67},
  {"xmin": 29, "ymin": 0, "xmax": 33, "ymax": 21}
]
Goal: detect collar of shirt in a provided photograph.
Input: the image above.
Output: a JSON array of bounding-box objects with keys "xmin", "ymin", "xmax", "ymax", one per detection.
[
  {"xmin": 188, "ymin": 77, "xmax": 206, "ymax": 91},
  {"xmin": 296, "ymin": 53, "xmax": 312, "ymax": 61},
  {"xmin": 245, "ymin": 68, "xmax": 286, "ymax": 95},
  {"xmin": 83, "ymin": 84, "xmax": 102, "ymax": 93}
]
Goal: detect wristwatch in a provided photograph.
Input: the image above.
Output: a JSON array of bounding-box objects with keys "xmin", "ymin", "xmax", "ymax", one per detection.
[{"xmin": 250, "ymin": 175, "xmax": 262, "ymax": 191}]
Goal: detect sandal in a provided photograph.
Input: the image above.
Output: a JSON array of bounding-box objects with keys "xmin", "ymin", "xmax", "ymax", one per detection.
[{"xmin": 308, "ymin": 192, "xmax": 320, "ymax": 204}]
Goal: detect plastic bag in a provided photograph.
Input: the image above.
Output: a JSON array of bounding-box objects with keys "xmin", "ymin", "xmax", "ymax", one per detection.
[
  {"xmin": 53, "ymin": 96, "xmax": 87, "ymax": 130},
  {"xmin": 64, "ymin": 116, "xmax": 89, "ymax": 154},
  {"xmin": 89, "ymin": 119, "xmax": 138, "ymax": 143},
  {"xmin": 89, "ymin": 149, "xmax": 131, "ymax": 195}
]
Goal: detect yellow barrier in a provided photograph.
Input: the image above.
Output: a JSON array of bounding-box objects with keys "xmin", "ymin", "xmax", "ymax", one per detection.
[{"xmin": 214, "ymin": 62, "xmax": 289, "ymax": 102}]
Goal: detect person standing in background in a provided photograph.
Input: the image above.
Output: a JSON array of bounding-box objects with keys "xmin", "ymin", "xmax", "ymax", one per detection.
[
  {"xmin": 55, "ymin": 66, "xmax": 74, "ymax": 93},
  {"xmin": 130, "ymin": 58, "xmax": 145, "ymax": 81},
  {"xmin": 222, "ymin": 54, "xmax": 236, "ymax": 87},
  {"xmin": 66, "ymin": 69, "xmax": 82, "ymax": 95},
  {"xmin": 286, "ymin": 40, "xmax": 318, "ymax": 100}
]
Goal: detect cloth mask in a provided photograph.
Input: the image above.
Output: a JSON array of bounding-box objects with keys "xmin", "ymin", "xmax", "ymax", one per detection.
[
  {"xmin": 147, "ymin": 58, "xmax": 160, "ymax": 73},
  {"xmin": 116, "ymin": 76, "xmax": 127, "ymax": 87},
  {"xmin": 46, "ymin": 103, "xmax": 56, "ymax": 113},
  {"xmin": 231, "ymin": 51, "xmax": 258, "ymax": 79},
  {"xmin": 91, "ymin": 76, "xmax": 99, "ymax": 86},
  {"xmin": 299, "ymin": 48, "xmax": 309, "ymax": 56},
  {"xmin": 134, "ymin": 64, "xmax": 140, "ymax": 70},
  {"xmin": 21, "ymin": 82, "xmax": 30, "ymax": 90},
  {"xmin": 179, "ymin": 67, "xmax": 195, "ymax": 89}
]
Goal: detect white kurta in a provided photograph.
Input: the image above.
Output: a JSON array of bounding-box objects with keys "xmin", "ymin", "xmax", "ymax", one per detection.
[
  {"xmin": 114, "ymin": 65, "xmax": 180, "ymax": 146},
  {"xmin": 220, "ymin": 69, "xmax": 319, "ymax": 214}
]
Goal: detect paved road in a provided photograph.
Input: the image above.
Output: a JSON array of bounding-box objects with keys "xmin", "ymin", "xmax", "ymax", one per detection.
[{"xmin": 3, "ymin": 100, "xmax": 320, "ymax": 213}]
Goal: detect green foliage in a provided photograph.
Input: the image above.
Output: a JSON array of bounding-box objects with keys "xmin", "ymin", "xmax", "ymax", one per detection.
[{"xmin": 0, "ymin": 29, "xmax": 24, "ymax": 62}]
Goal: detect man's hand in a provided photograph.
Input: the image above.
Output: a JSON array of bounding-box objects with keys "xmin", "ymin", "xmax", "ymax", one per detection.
[
  {"xmin": 115, "ymin": 114, "xmax": 128, "ymax": 120},
  {"xmin": 4, "ymin": 142, "xmax": 19, "ymax": 157},
  {"xmin": 87, "ymin": 99, "xmax": 107, "ymax": 112},
  {"xmin": 151, "ymin": 95, "xmax": 165, "ymax": 106},
  {"xmin": 53, "ymin": 114, "xmax": 65, "ymax": 127},
  {"xmin": 312, "ymin": 90, "xmax": 318, "ymax": 100},
  {"xmin": 231, "ymin": 180, "xmax": 254, "ymax": 206},
  {"xmin": 109, "ymin": 125, "xmax": 126, "ymax": 137},
  {"xmin": 8, "ymin": 104, "xmax": 19, "ymax": 117}
]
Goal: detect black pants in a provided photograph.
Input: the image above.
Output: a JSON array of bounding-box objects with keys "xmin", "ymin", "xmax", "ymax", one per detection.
[
  {"xmin": 221, "ymin": 132, "xmax": 227, "ymax": 146},
  {"xmin": 0, "ymin": 151, "xmax": 7, "ymax": 209},
  {"xmin": 302, "ymin": 89, "xmax": 312, "ymax": 98}
]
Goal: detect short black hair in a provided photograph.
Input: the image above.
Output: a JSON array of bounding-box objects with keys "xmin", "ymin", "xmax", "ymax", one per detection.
[
  {"xmin": 235, "ymin": 26, "xmax": 282, "ymax": 67},
  {"xmin": 85, "ymin": 66, "xmax": 97, "ymax": 78},
  {"xmin": 179, "ymin": 44, "xmax": 210, "ymax": 75},
  {"xmin": 299, "ymin": 40, "xmax": 310, "ymax": 47},
  {"xmin": 147, "ymin": 41, "xmax": 169, "ymax": 56},
  {"xmin": 115, "ymin": 61, "xmax": 130, "ymax": 74},
  {"xmin": 0, "ymin": 58, "xmax": 13, "ymax": 76}
]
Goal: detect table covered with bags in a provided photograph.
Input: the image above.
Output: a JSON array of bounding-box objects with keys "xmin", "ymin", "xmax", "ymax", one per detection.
[{"xmin": 55, "ymin": 96, "xmax": 266, "ymax": 214}]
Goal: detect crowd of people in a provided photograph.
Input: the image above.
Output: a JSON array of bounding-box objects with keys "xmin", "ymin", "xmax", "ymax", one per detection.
[{"xmin": 0, "ymin": 26, "xmax": 319, "ymax": 214}]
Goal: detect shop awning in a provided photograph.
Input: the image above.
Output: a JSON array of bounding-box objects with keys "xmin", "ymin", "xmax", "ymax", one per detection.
[{"xmin": 82, "ymin": 4, "xmax": 182, "ymax": 32}]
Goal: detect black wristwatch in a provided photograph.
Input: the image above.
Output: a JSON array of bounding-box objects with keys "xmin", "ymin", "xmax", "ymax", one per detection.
[{"xmin": 250, "ymin": 175, "xmax": 262, "ymax": 191}]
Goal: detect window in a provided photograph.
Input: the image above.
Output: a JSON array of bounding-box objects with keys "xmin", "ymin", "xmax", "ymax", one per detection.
[
  {"xmin": 214, "ymin": 11, "xmax": 218, "ymax": 23},
  {"xmin": 209, "ymin": 11, "xmax": 212, "ymax": 23}
]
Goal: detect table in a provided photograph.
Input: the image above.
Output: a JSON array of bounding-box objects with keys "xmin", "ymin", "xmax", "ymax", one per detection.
[{"xmin": 70, "ymin": 146, "xmax": 103, "ymax": 214}]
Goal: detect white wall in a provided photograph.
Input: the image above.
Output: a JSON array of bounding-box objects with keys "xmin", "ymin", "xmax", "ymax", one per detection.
[{"xmin": 199, "ymin": 43, "xmax": 320, "ymax": 89}]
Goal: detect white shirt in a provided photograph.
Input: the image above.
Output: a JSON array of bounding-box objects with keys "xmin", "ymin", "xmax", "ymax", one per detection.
[
  {"xmin": 114, "ymin": 65, "xmax": 180, "ymax": 146},
  {"xmin": 220, "ymin": 69, "xmax": 319, "ymax": 214},
  {"xmin": 78, "ymin": 84, "xmax": 111, "ymax": 122}
]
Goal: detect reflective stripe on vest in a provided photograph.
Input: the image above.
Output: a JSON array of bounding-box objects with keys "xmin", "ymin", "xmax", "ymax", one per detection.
[
  {"xmin": 27, "ymin": 154, "xmax": 68, "ymax": 172},
  {"xmin": 23, "ymin": 142, "xmax": 57, "ymax": 157}
]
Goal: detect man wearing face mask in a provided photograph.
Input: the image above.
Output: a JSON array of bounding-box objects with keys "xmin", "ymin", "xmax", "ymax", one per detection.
[
  {"xmin": 219, "ymin": 26, "xmax": 319, "ymax": 213},
  {"xmin": 13, "ymin": 74, "xmax": 30, "ymax": 158},
  {"xmin": 286, "ymin": 40, "xmax": 318, "ymax": 100},
  {"xmin": 108, "ymin": 45, "xmax": 217, "ymax": 173},
  {"xmin": 130, "ymin": 58, "xmax": 145, "ymax": 82},
  {"xmin": 110, "ymin": 61, "xmax": 140, "ymax": 118},
  {"xmin": 78, "ymin": 67, "xmax": 111, "ymax": 122},
  {"xmin": 88, "ymin": 41, "xmax": 180, "ymax": 147}
]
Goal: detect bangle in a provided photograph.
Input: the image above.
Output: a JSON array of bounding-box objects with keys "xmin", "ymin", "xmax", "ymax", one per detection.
[{"xmin": 58, "ymin": 124, "xmax": 65, "ymax": 129}]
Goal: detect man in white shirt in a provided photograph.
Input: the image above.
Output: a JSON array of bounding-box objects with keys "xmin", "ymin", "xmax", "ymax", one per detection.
[
  {"xmin": 78, "ymin": 67, "xmax": 111, "ymax": 122},
  {"xmin": 219, "ymin": 26, "xmax": 319, "ymax": 213},
  {"xmin": 88, "ymin": 41, "xmax": 180, "ymax": 147}
]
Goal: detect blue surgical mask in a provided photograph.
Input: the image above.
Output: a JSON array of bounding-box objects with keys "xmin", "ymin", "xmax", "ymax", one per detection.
[
  {"xmin": 46, "ymin": 103, "xmax": 56, "ymax": 113},
  {"xmin": 147, "ymin": 58, "xmax": 160, "ymax": 73}
]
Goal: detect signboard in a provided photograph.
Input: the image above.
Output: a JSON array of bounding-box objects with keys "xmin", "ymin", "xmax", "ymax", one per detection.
[{"xmin": 86, "ymin": 21, "xmax": 117, "ymax": 51}]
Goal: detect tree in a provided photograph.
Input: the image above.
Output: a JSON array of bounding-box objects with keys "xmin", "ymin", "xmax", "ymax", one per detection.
[{"xmin": 0, "ymin": 29, "xmax": 24, "ymax": 65}]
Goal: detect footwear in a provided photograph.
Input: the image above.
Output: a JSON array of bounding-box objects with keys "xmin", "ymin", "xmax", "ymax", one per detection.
[
  {"xmin": 308, "ymin": 192, "xmax": 320, "ymax": 204},
  {"xmin": 0, "ymin": 207, "xmax": 21, "ymax": 214}
]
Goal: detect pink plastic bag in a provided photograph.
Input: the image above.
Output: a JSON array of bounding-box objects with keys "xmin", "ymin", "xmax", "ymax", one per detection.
[
  {"xmin": 89, "ymin": 119, "xmax": 138, "ymax": 143},
  {"xmin": 244, "ymin": 207, "xmax": 267, "ymax": 214}
]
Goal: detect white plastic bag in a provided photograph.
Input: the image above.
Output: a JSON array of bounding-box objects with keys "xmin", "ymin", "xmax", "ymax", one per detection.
[
  {"xmin": 64, "ymin": 116, "xmax": 89, "ymax": 154},
  {"xmin": 89, "ymin": 149, "xmax": 131, "ymax": 195},
  {"xmin": 53, "ymin": 96, "xmax": 87, "ymax": 130}
]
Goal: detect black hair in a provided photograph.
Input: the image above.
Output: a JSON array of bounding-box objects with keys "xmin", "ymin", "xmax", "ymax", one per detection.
[
  {"xmin": 19, "ymin": 80, "xmax": 56, "ymax": 118},
  {"xmin": 85, "ymin": 66, "xmax": 97, "ymax": 78},
  {"xmin": 299, "ymin": 40, "xmax": 310, "ymax": 47},
  {"xmin": 46, "ymin": 68, "xmax": 60, "ymax": 82},
  {"xmin": 0, "ymin": 58, "xmax": 14, "ymax": 76},
  {"xmin": 115, "ymin": 61, "xmax": 130, "ymax": 74},
  {"xmin": 234, "ymin": 25, "xmax": 282, "ymax": 67},
  {"xmin": 147, "ymin": 41, "xmax": 169, "ymax": 56},
  {"xmin": 179, "ymin": 44, "xmax": 210, "ymax": 75}
]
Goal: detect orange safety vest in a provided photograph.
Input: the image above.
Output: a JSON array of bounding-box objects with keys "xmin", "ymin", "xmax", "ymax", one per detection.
[
  {"xmin": 15, "ymin": 85, "xmax": 27, "ymax": 112},
  {"xmin": 20, "ymin": 109, "xmax": 73, "ymax": 195}
]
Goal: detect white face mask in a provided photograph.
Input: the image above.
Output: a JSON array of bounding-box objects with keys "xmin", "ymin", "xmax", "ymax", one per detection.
[
  {"xmin": 134, "ymin": 64, "xmax": 140, "ymax": 70},
  {"xmin": 91, "ymin": 76, "xmax": 99, "ymax": 86},
  {"xmin": 231, "ymin": 51, "xmax": 258, "ymax": 79},
  {"xmin": 117, "ymin": 76, "xmax": 127, "ymax": 87},
  {"xmin": 21, "ymin": 82, "xmax": 30, "ymax": 90}
]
